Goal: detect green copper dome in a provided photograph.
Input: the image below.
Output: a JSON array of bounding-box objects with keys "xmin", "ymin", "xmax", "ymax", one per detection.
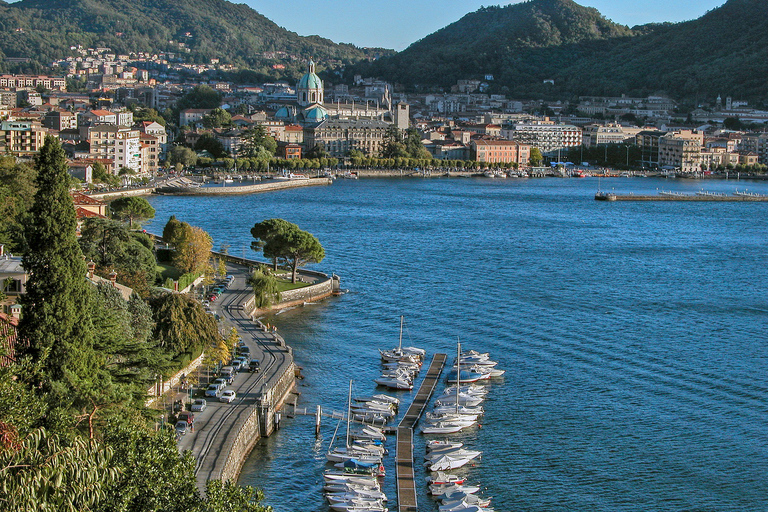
[
  {"xmin": 297, "ymin": 60, "xmax": 323, "ymax": 90},
  {"xmin": 304, "ymin": 104, "xmax": 328, "ymax": 121}
]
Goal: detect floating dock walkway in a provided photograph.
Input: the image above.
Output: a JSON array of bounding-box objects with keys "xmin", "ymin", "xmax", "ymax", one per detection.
[
  {"xmin": 595, "ymin": 191, "xmax": 768, "ymax": 202},
  {"xmin": 396, "ymin": 353, "xmax": 447, "ymax": 512}
]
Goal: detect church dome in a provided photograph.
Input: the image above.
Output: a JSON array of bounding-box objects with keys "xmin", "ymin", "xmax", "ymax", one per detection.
[
  {"xmin": 298, "ymin": 70, "xmax": 322, "ymax": 90},
  {"xmin": 274, "ymin": 105, "xmax": 295, "ymax": 120},
  {"xmin": 304, "ymin": 104, "xmax": 328, "ymax": 122}
]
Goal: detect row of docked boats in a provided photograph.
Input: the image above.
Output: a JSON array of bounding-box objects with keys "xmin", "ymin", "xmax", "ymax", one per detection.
[
  {"xmin": 323, "ymin": 382, "xmax": 393, "ymax": 511},
  {"xmin": 375, "ymin": 316, "xmax": 425, "ymax": 391},
  {"xmin": 422, "ymin": 342, "xmax": 503, "ymax": 511}
]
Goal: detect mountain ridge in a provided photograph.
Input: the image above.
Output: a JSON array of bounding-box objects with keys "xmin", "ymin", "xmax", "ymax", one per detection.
[
  {"xmin": 0, "ymin": 0, "xmax": 391, "ymax": 80},
  {"xmin": 351, "ymin": 0, "xmax": 767, "ymax": 103}
]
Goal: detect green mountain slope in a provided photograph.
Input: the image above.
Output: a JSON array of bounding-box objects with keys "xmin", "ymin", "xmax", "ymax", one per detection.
[
  {"xmin": 0, "ymin": 0, "xmax": 390, "ymax": 79},
  {"xmin": 353, "ymin": 0, "xmax": 768, "ymax": 102}
]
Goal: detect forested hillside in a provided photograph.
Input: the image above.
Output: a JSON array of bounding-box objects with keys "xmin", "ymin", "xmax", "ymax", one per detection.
[
  {"xmin": 352, "ymin": 0, "xmax": 768, "ymax": 103},
  {"xmin": 0, "ymin": 0, "xmax": 391, "ymax": 79}
]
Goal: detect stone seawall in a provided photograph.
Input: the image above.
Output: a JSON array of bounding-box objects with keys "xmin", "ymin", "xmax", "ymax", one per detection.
[
  {"xmin": 219, "ymin": 342, "xmax": 297, "ymax": 483},
  {"xmin": 89, "ymin": 187, "xmax": 156, "ymax": 200},
  {"xmin": 156, "ymin": 177, "xmax": 332, "ymax": 195}
]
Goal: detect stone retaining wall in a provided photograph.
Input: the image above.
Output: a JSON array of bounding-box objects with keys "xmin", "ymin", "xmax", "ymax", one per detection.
[
  {"xmin": 145, "ymin": 351, "xmax": 205, "ymax": 407},
  {"xmin": 219, "ymin": 338, "xmax": 297, "ymax": 483},
  {"xmin": 156, "ymin": 177, "xmax": 331, "ymax": 196}
]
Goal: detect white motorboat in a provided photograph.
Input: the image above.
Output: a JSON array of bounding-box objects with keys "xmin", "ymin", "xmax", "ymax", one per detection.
[
  {"xmin": 431, "ymin": 404, "xmax": 483, "ymax": 416},
  {"xmin": 439, "ymin": 500, "xmax": 492, "ymax": 512},
  {"xmin": 421, "ymin": 420, "xmax": 474, "ymax": 434},
  {"xmin": 440, "ymin": 493, "xmax": 492, "ymax": 508},
  {"xmin": 443, "ymin": 384, "xmax": 488, "ymax": 396},
  {"xmin": 435, "ymin": 394, "xmax": 484, "ymax": 408},
  {"xmin": 430, "ymin": 483, "xmax": 481, "ymax": 496},
  {"xmin": 426, "ymin": 454, "xmax": 474, "ymax": 471},
  {"xmin": 425, "ymin": 449, "xmax": 481, "ymax": 463},
  {"xmin": 426, "ymin": 471, "xmax": 466, "ymax": 486},
  {"xmin": 427, "ymin": 440, "xmax": 463, "ymax": 452},
  {"xmin": 374, "ymin": 376, "xmax": 413, "ymax": 390},
  {"xmin": 327, "ymin": 493, "xmax": 387, "ymax": 505},
  {"xmin": 329, "ymin": 499, "xmax": 387, "ymax": 512},
  {"xmin": 425, "ymin": 412, "xmax": 480, "ymax": 423}
]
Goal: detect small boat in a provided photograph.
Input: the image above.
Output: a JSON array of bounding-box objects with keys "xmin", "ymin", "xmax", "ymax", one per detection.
[
  {"xmin": 427, "ymin": 440, "xmax": 463, "ymax": 452},
  {"xmin": 440, "ymin": 493, "xmax": 492, "ymax": 508},
  {"xmin": 340, "ymin": 171, "xmax": 359, "ymax": 179},
  {"xmin": 421, "ymin": 421, "xmax": 474, "ymax": 435},
  {"xmin": 426, "ymin": 454, "xmax": 475, "ymax": 471},
  {"xmin": 374, "ymin": 376, "xmax": 413, "ymax": 390},
  {"xmin": 425, "ymin": 448, "xmax": 481, "ymax": 463},
  {"xmin": 429, "ymin": 483, "xmax": 481, "ymax": 496},
  {"xmin": 426, "ymin": 471, "xmax": 466, "ymax": 486},
  {"xmin": 431, "ymin": 404, "xmax": 483, "ymax": 416}
]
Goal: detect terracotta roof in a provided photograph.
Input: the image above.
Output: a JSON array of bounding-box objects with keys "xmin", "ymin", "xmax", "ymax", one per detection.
[
  {"xmin": 0, "ymin": 312, "xmax": 19, "ymax": 367},
  {"xmin": 75, "ymin": 207, "xmax": 108, "ymax": 220},
  {"xmin": 89, "ymin": 109, "xmax": 114, "ymax": 117},
  {"xmin": 71, "ymin": 191, "xmax": 106, "ymax": 207}
]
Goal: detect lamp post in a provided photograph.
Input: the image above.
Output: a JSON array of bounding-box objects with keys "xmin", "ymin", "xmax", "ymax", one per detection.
[{"xmin": 624, "ymin": 145, "xmax": 630, "ymax": 169}]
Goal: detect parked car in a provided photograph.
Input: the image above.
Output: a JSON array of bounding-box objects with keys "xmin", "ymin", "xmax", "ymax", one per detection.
[
  {"xmin": 213, "ymin": 378, "xmax": 228, "ymax": 388},
  {"xmin": 249, "ymin": 359, "xmax": 261, "ymax": 372},
  {"xmin": 191, "ymin": 399, "xmax": 207, "ymax": 412},
  {"xmin": 230, "ymin": 359, "xmax": 243, "ymax": 371},
  {"xmin": 205, "ymin": 383, "xmax": 223, "ymax": 397},
  {"xmin": 234, "ymin": 356, "xmax": 249, "ymax": 370},
  {"xmin": 220, "ymin": 390, "xmax": 237, "ymax": 403},
  {"xmin": 175, "ymin": 421, "xmax": 188, "ymax": 436},
  {"xmin": 236, "ymin": 345, "xmax": 250, "ymax": 357},
  {"xmin": 220, "ymin": 366, "xmax": 235, "ymax": 383},
  {"xmin": 178, "ymin": 412, "xmax": 194, "ymax": 427}
]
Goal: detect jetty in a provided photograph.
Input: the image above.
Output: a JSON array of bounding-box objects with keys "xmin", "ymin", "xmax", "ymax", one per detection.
[
  {"xmin": 155, "ymin": 177, "xmax": 331, "ymax": 196},
  {"xmin": 595, "ymin": 191, "xmax": 768, "ymax": 202},
  {"xmin": 396, "ymin": 353, "xmax": 447, "ymax": 512}
]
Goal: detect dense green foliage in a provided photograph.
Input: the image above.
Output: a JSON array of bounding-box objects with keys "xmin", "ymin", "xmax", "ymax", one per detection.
[
  {"xmin": 250, "ymin": 219, "xmax": 324, "ymax": 283},
  {"xmin": 0, "ymin": 0, "xmax": 389, "ymax": 79},
  {"xmin": 148, "ymin": 292, "xmax": 219, "ymax": 356},
  {"xmin": 354, "ymin": 0, "xmax": 768, "ymax": 102},
  {"xmin": 110, "ymin": 196, "xmax": 156, "ymax": 228},
  {"xmin": 248, "ymin": 269, "xmax": 281, "ymax": 309},
  {"xmin": 18, "ymin": 136, "xmax": 100, "ymax": 433},
  {"xmin": 0, "ymin": 156, "xmax": 37, "ymax": 253},
  {"xmin": 79, "ymin": 218, "xmax": 158, "ymax": 296},
  {"xmin": 3, "ymin": 139, "xmax": 270, "ymax": 511},
  {"xmin": 162, "ymin": 216, "xmax": 213, "ymax": 274}
]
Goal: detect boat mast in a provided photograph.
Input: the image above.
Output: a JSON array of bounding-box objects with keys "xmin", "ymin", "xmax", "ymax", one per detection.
[
  {"xmin": 456, "ymin": 337, "xmax": 461, "ymax": 414},
  {"xmin": 346, "ymin": 379, "xmax": 352, "ymax": 448},
  {"xmin": 398, "ymin": 315, "xmax": 404, "ymax": 353}
]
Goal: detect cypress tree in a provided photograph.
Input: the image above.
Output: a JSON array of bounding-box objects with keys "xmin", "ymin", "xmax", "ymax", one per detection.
[{"xmin": 18, "ymin": 136, "xmax": 98, "ymax": 415}]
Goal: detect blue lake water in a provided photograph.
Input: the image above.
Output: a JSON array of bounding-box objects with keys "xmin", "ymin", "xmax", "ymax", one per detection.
[{"xmin": 145, "ymin": 177, "xmax": 768, "ymax": 511}]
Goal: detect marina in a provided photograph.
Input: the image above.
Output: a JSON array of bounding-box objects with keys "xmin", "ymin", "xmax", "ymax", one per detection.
[{"xmin": 396, "ymin": 354, "xmax": 448, "ymax": 512}]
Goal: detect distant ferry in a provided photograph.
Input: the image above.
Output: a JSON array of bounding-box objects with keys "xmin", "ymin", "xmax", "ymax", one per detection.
[{"xmin": 273, "ymin": 173, "xmax": 309, "ymax": 181}]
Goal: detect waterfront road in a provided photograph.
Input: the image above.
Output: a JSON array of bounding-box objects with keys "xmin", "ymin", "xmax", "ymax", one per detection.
[{"xmin": 176, "ymin": 263, "xmax": 294, "ymax": 492}]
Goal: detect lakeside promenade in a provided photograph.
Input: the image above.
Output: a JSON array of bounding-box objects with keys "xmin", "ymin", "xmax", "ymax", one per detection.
[{"xmin": 176, "ymin": 260, "xmax": 336, "ymax": 491}]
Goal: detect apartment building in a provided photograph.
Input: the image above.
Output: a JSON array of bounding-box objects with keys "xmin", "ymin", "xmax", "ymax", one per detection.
[
  {"xmin": 501, "ymin": 120, "xmax": 581, "ymax": 155},
  {"xmin": 658, "ymin": 130, "xmax": 705, "ymax": 173},
  {"xmin": 0, "ymin": 120, "xmax": 48, "ymax": 156},
  {"xmin": 88, "ymin": 125, "xmax": 142, "ymax": 173},
  {"xmin": 471, "ymin": 140, "xmax": 531, "ymax": 165}
]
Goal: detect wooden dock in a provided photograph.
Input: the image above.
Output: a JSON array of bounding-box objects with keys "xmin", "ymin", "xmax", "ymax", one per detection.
[
  {"xmin": 596, "ymin": 191, "xmax": 768, "ymax": 202},
  {"xmin": 396, "ymin": 353, "xmax": 447, "ymax": 512}
]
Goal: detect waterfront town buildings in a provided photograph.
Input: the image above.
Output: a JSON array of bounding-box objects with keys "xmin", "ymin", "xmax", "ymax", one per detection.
[{"xmin": 1, "ymin": 45, "xmax": 768, "ymax": 174}]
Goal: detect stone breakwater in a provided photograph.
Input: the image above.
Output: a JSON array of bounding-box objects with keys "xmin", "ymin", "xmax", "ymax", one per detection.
[{"xmin": 155, "ymin": 177, "xmax": 332, "ymax": 195}]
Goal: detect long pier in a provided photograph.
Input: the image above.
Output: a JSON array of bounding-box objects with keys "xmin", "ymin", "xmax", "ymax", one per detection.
[
  {"xmin": 396, "ymin": 353, "xmax": 447, "ymax": 512},
  {"xmin": 596, "ymin": 191, "xmax": 768, "ymax": 202}
]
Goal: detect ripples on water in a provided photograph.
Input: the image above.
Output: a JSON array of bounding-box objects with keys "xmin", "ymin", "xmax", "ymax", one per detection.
[{"xmin": 146, "ymin": 178, "xmax": 768, "ymax": 511}]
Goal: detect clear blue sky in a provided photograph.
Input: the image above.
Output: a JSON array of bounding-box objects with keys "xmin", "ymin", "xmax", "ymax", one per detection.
[{"xmin": 246, "ymin": 0, "xmax": 727, "ymax": 50}]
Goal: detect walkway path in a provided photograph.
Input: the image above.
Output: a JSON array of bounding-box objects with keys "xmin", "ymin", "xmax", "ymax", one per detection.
[{"xmin": 396, "ymin": 354, "xmax": 447, "ymax": 512}]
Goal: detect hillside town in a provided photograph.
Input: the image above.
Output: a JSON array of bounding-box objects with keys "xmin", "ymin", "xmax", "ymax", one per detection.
[{"xmin": 2, "ymin": 46, "xmax": 768, "ymax": 181}]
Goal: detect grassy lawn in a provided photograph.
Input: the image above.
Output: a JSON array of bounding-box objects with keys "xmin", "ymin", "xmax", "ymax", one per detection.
[
  {"xmin": 275, "ymin": 279, "xmax": 311, "ymax": 292},
  {"xmin": 157, "ymin": 263, "xmax": 182, "ymax": 281}
]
